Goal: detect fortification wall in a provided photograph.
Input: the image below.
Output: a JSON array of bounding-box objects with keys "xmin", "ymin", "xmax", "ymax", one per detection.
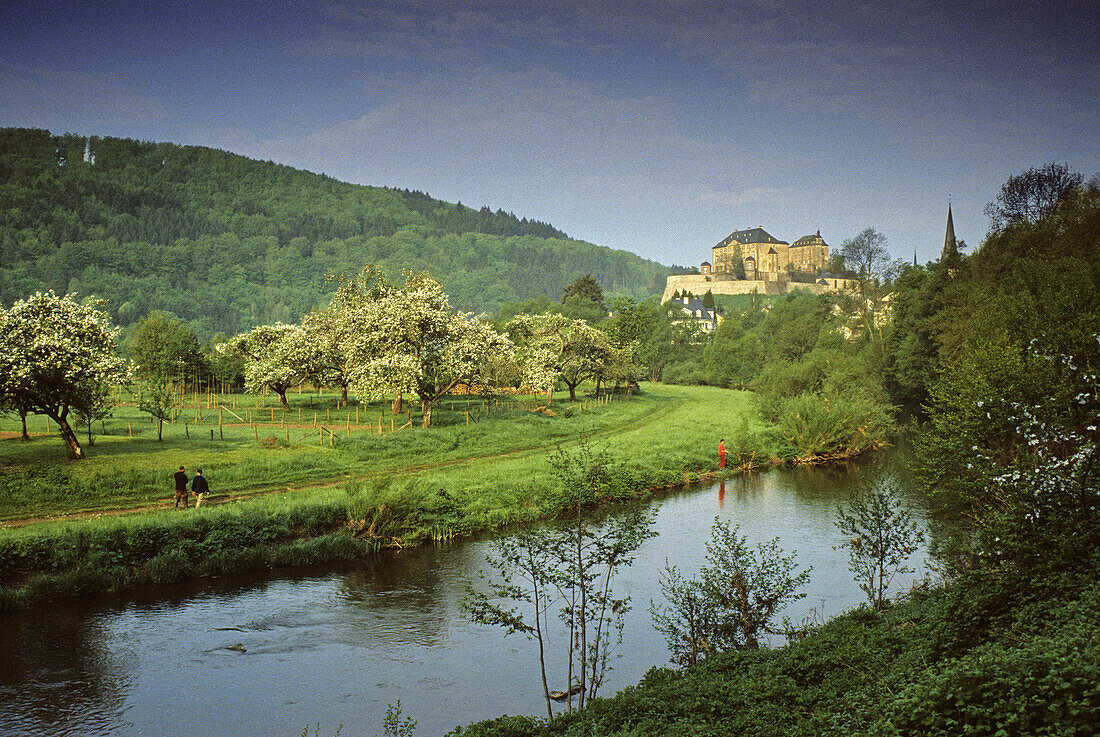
[{"xmin": 661, "ymin": 275, "xmax": 829, "ymax": 303}]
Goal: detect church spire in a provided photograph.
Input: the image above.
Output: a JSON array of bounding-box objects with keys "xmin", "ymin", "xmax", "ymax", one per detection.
[
  {"xmin": 942, "ymin": 203, "xmax": 957, "ymax": 261},
  {"xmin": 941, "ymin": 203, "xmax": 961, "ymax": 275}
]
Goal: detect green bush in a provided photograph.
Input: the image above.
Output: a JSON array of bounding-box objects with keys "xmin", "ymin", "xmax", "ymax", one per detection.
[
  {"xmin": 891, "ymin": 619, "xmax": 1100, "ymax": 735},
  {"xmin": 771, "ymin": 389, "xmax": 894, "ymax": 461},
  {"xmin": 446, "ymin": 715, "xmax": 544, "ymax": 737}
]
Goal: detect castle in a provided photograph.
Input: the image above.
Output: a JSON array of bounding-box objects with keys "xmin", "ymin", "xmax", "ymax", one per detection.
[{"xmin": 663, "ymin": 226, "xmax": 842, "ymax": 302}]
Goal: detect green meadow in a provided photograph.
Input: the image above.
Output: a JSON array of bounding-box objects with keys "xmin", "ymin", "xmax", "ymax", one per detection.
[{"xmin": 0, "ymin": 383, "xmax": 771, "ymax": 607}]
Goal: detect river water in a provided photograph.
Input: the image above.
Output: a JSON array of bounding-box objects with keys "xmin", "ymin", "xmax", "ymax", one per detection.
[{"xmin": 0, "ymin": 454, "xmax": 928, "ymax": 737}]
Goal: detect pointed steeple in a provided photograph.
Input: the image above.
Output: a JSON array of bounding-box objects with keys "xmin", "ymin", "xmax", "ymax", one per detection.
[
  {"xmin": 941, "ymin": 204, "xmax": 958, "ymax": 261},
  {"xmin": 941, "ymin": 203, "xmax": 961, "ymax": 275}
]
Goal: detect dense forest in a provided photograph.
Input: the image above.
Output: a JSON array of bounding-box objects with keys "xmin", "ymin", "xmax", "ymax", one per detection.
[{"xmin": 0, "ymin": 128, "xmax": 673, "ymax": 338}]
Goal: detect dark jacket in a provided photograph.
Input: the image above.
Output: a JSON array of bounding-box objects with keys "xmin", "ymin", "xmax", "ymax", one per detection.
[
  {"xmin": 174, "ymin": 470, "xmax": 189, "ymax": 492},
  {"xmin": 192, "ymin": 474, "xmax": 209, "ymax": 495}
]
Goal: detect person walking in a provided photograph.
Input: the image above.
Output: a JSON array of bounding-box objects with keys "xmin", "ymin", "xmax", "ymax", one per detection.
[
  {"xmin": 173, "ymin": 466, "xmax": 189, "ymax": 508},
  {"xmin": 719, "ymin": 439, "xmax": 726, "ymax": 470},
  {"xmin": 192, "ymin": 468, "xmax": 210, "ymax": 508}
]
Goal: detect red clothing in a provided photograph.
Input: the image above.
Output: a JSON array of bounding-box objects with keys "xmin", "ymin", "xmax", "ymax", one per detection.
[{"xmin": 719, "ymin": 441, "xmax": 726, "ymax": 469}]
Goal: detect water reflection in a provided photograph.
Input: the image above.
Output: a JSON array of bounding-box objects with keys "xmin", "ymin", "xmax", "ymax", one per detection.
[
  {"xmin": 0, "ymin": 453, "xmax": 928, "ymax": 737},
  {"xmin": 0, "ymin": 606, "xmax": 130, "ymax": 737}
]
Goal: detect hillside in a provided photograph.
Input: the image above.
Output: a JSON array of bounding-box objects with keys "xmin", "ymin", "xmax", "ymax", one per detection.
[{"xmin": 0, "ymin": 128, "xmax": 672, "ymax": 337}]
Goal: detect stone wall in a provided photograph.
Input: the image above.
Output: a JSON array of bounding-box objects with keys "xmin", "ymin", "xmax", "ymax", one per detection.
[{"xmin": 661, "ymin": 275, "xmax": 830, "ymax": 303}]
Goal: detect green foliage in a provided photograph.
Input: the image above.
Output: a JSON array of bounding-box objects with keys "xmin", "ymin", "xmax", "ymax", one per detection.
[
  {"xmin": 768, "ymin": 389, "xmax": 895, "ymax": 462},
  {"xmin": 344, "ymin": 477, "xmax": 461, "ymax": 546},
  {"xmin": 128, "ymin": 310, "xmax": 204, "ymax": 382},
  {"xmin": 561, "ymin": 274, "xmax": 606, "ymax": 312},
  {"xmin": 0, "ymin": 129, "xmax": 669, "ymax": 336}
]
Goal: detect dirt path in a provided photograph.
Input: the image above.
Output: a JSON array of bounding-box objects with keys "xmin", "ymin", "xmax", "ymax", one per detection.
[{"xmin": 1, "ymin": 394, "xmax": 684, "ymax": 529}]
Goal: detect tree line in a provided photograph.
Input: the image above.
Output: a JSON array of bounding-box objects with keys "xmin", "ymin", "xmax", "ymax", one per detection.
[{"xmin": 0, "ymin": 271, "xmax": 648, "ymax": 459}]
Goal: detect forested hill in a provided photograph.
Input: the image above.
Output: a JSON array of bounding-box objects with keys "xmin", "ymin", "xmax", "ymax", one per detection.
[{"xmin": 0, "ymin": 128, "xmax": 672, "ymax": 337}]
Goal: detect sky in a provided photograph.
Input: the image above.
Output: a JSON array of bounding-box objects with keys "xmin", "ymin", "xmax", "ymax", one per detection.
[{"xmin": 2, "ymin": 0, "xmax": 1097, "ymax": 266}]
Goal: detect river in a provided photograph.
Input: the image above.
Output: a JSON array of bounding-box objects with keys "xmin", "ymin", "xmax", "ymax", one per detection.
[{"xmin": 0, "ymin": 453, "xmax": 928, "ymax": 737}]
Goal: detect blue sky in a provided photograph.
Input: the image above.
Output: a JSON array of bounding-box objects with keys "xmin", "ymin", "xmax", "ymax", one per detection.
[{"xmin": 2, "ymin": 0, "xmax": 1097, "ymax": 266}]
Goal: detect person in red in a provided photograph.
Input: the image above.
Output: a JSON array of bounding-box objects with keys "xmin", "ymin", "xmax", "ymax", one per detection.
[{"xmin": 719, "ymin": 438, "xmax": 726, "ymax": 469}]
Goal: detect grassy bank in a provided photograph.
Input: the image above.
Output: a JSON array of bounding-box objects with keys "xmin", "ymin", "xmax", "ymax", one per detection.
[
  {"xmin": 448, "ymin": 564, "xmax": 1100, "ymax": 737},
  {"xmin": 0, "ymin": 383, "xmax": 773, "ymax": 608}
]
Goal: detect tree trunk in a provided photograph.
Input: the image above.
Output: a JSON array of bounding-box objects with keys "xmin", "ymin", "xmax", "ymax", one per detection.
[
  {"xmin": 341, "ymin": 384, "xmax": 349, "ymax": 403},
  {"xmin": 421, "ymin": 396, "xmax": 433, "ymax": 428},
  {"xmin": 566, "ymin": 381, "xmax": 578, "ymax": 401},
  {"xmin": 20, "ymin": 411, "xmax": 29, "ymax": 441},
  {"xmin": 392, "ymin": 389, "xmax": 402, "ymax": 414},
  {"xmin": 276, "ymin": 389, "xmax": 290, "ymax": 410},
  {"xmin": 545, "ymin": 386, "xmax": 553, "ymax": 405},
  {"xmin": 54, "ymin": 414, "xmax": 85, "ymax": 460},
  {"xmin": 157, "ymin": 417, "xmax": 164, "ymax": 441}
]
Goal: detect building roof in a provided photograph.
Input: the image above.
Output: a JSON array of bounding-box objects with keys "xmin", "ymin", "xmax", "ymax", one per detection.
[
  {"xmin": 792, "ymin": 230, "xmax": 828, "ymax": 247},
  {"xmin": 668, "ymin": 295, "xmax": 715, "ymax": 321},
  {"xmin": 713, "ymin": 227, "xmax": 787, "ymax": 250}
]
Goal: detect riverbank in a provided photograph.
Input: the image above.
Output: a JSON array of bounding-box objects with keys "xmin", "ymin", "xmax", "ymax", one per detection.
[
  {"xmin": 448, "ymin": 560, "xmax": 1100, "ymax": 737},
  {"xmin": 0, "ymin": 384, "xmax": 777, "ymax": 608}
]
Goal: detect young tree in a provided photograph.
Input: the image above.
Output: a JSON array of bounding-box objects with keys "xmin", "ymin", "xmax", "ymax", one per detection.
[
  {"xmin": 137, "ymin": 379, "xmax": 178, "ymax": 441},
  {"xmin": 74, "ymin": 376, "xmax": 115, "ymax": 447},
  {"xmin": 651, "ymin": 518, "xmax": 810, "ymax": 659},
  {"xmin": 464, "ymin": 527, "xmax": 566, "ymax": 719},
  {"xmin": 465, "ymin": 445, "xmax": 654, "ymax": 715},
  {"xmin": 835, "ymin": 482, "xmax": 925, "ymax": 610},
  {"xmin": 128, "ymin": 311, "xmax": 203, "ymax": 384},
  {"xmin": 0, "ymin": 292, "xmax": 130, "ymax": 459}
]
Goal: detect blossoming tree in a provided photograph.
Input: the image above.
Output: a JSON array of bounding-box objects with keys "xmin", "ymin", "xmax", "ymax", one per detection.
[
  {"xmin": 218, "ymin": 323, "xmax": 308, "ymax": 410},
  {"xmin": 347, "ymin": 271, "xmax": 511, "ymax": 427},
  {"xmin": 0, "ymin": 292, "xmax": 130, "ymax": 459},
  {"xmin": 508, "ymin": 313, "xmax": 616, "ymax": 401}
]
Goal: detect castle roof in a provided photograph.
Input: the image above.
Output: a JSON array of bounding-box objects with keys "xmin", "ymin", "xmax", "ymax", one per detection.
[
  {"xmin": 713, "ymin": 227, "xmax": 786, "ymax": 250},
  {"xmin": 792, "ymin": 230, "xmax": 828, "ymax": 247}
]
